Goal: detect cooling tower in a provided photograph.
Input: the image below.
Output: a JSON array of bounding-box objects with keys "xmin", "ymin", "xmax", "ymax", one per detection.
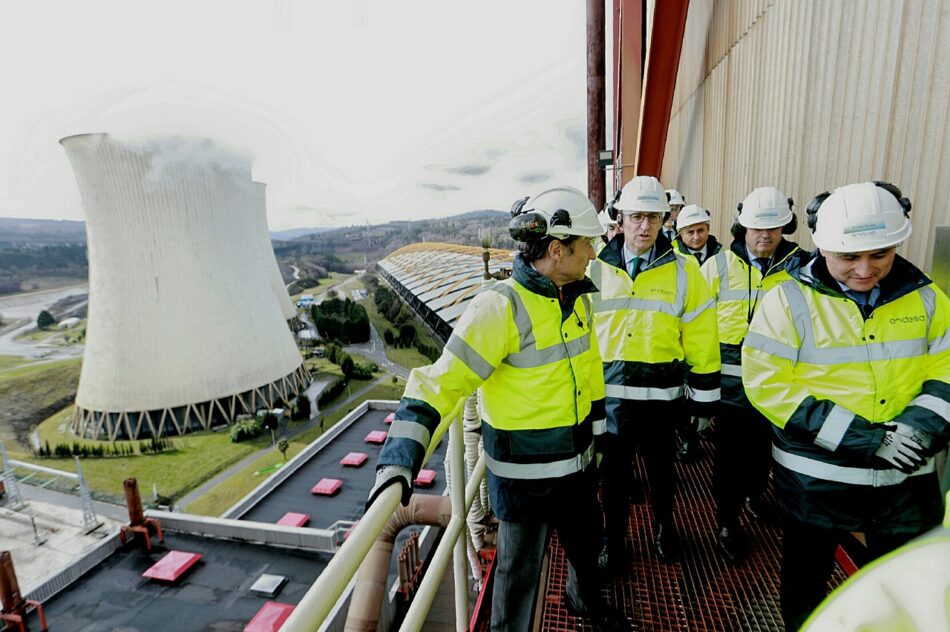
[
  {"xmin": 251, "ymin": 181, "xmax": 297, "ymax": 321},
  {"xmin": 61, "ymin": 133, "xmax": 309, "ymax": 440}
]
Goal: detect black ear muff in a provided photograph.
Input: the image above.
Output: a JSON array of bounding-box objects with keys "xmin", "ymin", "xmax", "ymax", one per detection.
[
  {"xmin": 805, "ymin": 191, "xmax": 831, "ymax": 232},
  {"xmin": 510, "ymin": 196, "xmax": 529, "ymax": 217},
  {"xmin": 606, "ymin": 190, "xmax": 622, "ymax": 221},
  {"xmin": 736, "ymin": 201, "xmax": 744, "ymax": 214},
  {"xmin": 873, "ymin": 181, "xmax": 912, "ymax": 217},
  {"xmin": 550, "ymin": 208, "xmax": 572, "ymax": 229},
  {"xmin": 782, "ymin": 214, "xmax": 799, "ymax": 235},
  {"xmin": 730, "ymin": 221, "xmax": 744, "ymax": 240}
]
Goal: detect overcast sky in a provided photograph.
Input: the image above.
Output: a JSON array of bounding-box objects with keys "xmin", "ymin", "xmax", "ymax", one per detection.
[{"xmin": 0, "ymin": 1, "xmax": 598, "ymax": 230}]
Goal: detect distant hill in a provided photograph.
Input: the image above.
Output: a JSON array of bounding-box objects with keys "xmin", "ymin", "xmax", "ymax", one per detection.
[
  {"xmin": 269, "ymin": 226, "xmax": 336, "ymax": 241},
  {"xmin": 0, "ymin": 217, "xmax": 87, "ymax": 244}
]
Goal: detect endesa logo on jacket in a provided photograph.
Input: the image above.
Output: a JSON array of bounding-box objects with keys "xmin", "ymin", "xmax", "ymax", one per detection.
[{"xmin": 889, "ymin": 314, "xmax": 926, "ymax": 324}]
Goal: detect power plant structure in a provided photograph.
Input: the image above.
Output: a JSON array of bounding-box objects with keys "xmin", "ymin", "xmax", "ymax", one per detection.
[
  {"xmin": 60, "ymin": 133, "xmax": 309, "ymax": 441},
  {"xmin": 251, "ymin": 181, "xmax": 297, "ymax": 323}
]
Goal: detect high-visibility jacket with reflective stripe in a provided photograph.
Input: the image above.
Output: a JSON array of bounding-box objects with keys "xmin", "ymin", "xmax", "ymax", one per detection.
[
  {"xmin": 701, "ymin": 239, "xmax": 805, "ymax": 407},
  {"xmin": 377, "ymin": 256, "xmax": 606, "ymax": 519},
  {"xmin": 742, "ymin": 254, "xmax": 950, "ymax": 531},
  {"xmin": 590, "ymin": 234, "xmax": 721, "ymax": 429},
  {"xmin": 674, "ymin": 233, "xmax": 722, "ymax": 266}
]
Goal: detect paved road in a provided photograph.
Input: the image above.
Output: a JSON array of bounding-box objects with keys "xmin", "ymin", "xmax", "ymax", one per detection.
[
  {"xmin": 345, "ymin": 323, "xmax": 411, "ymax": 379},
  {"xmin": 0, "ymin": 285, "xmax": 88, "ymax": 360}
]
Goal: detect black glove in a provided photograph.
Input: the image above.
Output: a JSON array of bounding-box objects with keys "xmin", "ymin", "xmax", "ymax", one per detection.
[
  {"xmin": 872, "ymin": 424, "xmax": 928, "ymax": 474},
  {"xmin": 365, "ymin": 465, "xmax": 412, "ymax": 510}
]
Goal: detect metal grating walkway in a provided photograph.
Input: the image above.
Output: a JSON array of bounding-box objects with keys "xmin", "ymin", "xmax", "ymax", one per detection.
[{"xmin": 539, "ymin": 439, "xmax": 846, "ymax": 631}]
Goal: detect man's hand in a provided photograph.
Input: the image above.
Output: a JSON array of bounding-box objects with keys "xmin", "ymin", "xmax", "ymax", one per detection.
[
  {"xmin": 695, "ymin": 417, "xmax": 713, "ymax": 432},
  {"xmin": 873, "ymin": 425, "xmax": 928, "ymax": 474},
  {"xmin": 366, "ymin": 465, "xmax": 413, "ymax": 510},
  {"xmin": 891, "ymin": 421, "xmax": 934, "ymax": 454}
]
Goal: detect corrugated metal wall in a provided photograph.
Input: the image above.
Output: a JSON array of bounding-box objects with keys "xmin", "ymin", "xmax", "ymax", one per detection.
[{"xmin": 661, "ymin": 0, "xmax": 950, "ymax": 271}]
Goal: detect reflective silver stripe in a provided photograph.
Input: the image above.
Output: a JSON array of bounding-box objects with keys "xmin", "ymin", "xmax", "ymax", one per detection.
[
  {"xmin": 682, "ymin": 298, "xmax": 715, "ymax": 324},
  {"xmin": 910, "ymin": 394, "xmax": 950, "ymax": 423},
  {"xmin": 592, "ymin": 296, "xmax": 679, "ymax": 316},
  {"xmin": 604, "ymin": 383, "xmax": 684, "ymax": 401},
  {"xmin": 814, "ymin": 404, "xmax": 856, "ymax": 451},
  {"xmin": 721, "ymin": 363, "xmax": 743, "ymax": 377},
  {"xmin": 743, "ymin": 331, "xmax": 800, "ymax": 362},
  {"xmin": 504, "ymin": 335, "xmax": 591, "ymax": 368},
  {"xmin": 920, "ymin": 285, "xmax": 936, "ymax": 330},
  {"xmin": 772, "ymin": 446, "xmax": 936, "ymax": 487},
  {"xmin": 798, "ymin": 338, "xmax": 928, "ymax": 364},
  {"xmin": 718, "ymin": 289, "xmax": 751, "ymax": 302},
  {"xmin": 714, "ymin": 251, "xmax": 729, "ymax": 297},
  {"xmin": 485, "ymin": 441, "xmax": 595, "ymax": 480},
  {"xmin": 486, "ymin": 284, "xmax": 534, "ymax": 350},
  {"xmin": 389, "ymin": 419, "xmax": 431, "ymax": 449},
  {"xmin": 687, "ymin": 386, "xmax": 720, "ymax": 402},
  {"xmin": 446, "ymin": 335, "xmax": 494, "ymax": 380},
  {"xmin": 931, "ymin": 330, "xmax": 950, "ymax": 355},
  {"xmin": 782, "ymin": 281, "xmax": 814, "ymax": 350},
  {"xmin": 582, "ymin": 295, "xmax": 593, "ymax": 328},
  {"xmin": 592, "ymin": 418, "xmax": 607, "ymax": 435},
  {"xmin": 674, "ymin": 256, "xmax": 688, "ymax": 316}
]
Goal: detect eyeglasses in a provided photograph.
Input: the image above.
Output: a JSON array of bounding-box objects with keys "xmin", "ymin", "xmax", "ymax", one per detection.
[{"xmin": 624, "ymin": 212, "xmax": 663, "ymax": 225}]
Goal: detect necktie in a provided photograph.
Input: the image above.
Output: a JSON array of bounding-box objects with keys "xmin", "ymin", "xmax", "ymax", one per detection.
[
  {"xmin": 847, "ymin": 290, "xmax": 873, "ymax": 318},
  {"xmin": 693, "ymin": 251, "xmax": 704, "ymax": 265},
  {"xmin": 754, "ymin": 257, "xmax": 770, "ymax": 273},
  {"xmin": 628, "ymin": 256, "xmax": 641, "ymax": 282}
]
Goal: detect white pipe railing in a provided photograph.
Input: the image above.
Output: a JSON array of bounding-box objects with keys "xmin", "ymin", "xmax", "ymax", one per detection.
[{"xmin": 281, "ymin": 410, "xmax": 487, "ymax": 631}]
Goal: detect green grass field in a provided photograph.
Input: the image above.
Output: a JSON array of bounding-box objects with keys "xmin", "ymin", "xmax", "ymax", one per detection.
[
  {"xmin": 185, "ymin": 378, "xmax": 405, "ymax": 516},
  {"xmin": 19, "ymin": 407, "xmax": 274, "ymax": 503},
  {"xmin": 291, "ymin": 272, "xmax": 352, "ymax": 301},
  {"xmin": 0, "ymin": 358, "xmax": 82, "ymax": 446},
  {"xmin": 0, "ymin": 355, "xmax": 32, "ymax": 371},
  {"xmin": 359, "ymin": 295, "xmax": 433, "ymax": 369}
]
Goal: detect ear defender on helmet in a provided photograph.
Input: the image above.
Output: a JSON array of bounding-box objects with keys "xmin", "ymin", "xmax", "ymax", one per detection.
[
  {"xmin": 509, "ymin": 196, "xmax": 548, "ymax": 242},
  {"xmin": 606, "ymin": 189, "xmax": 622, "ymax": 222},
  {"xmin": 805, "ymin": 191, "xmax": 831, "ymax": 232},
  {"xmin": 782, "ymin": 197, "xmax": 798, "ymax": 235},
  {"xmin": 873, "ymin": 181, "xmax": 912, "ymax": 217}
]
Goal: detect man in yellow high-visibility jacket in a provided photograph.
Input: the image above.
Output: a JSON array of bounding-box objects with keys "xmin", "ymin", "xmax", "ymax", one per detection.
[
  {"xmin": 742, "ymin": 181, "xmax": 950, "ymax": 631},
  {"xmin": 591, "ymin": 175, "xmax": 721, "ymax": 567},
  {"xmin": 701, "ymin": 186, "xmax": 809, "ymax": 562},
  {"xmin": 368, "ymin": 186, "xmax": 627, "ymax": 631}
]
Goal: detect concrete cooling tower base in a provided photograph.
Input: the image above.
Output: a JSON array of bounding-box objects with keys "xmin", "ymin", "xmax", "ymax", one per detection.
[{"xmin": 72, "ymin": 364, "xmax": 310, "ymax": 441}]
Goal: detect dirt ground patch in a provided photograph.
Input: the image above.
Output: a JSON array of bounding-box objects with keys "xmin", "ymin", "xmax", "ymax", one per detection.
[{"xmin": 0, "ymin": 360, "xmax": 80, "ymax": 449}]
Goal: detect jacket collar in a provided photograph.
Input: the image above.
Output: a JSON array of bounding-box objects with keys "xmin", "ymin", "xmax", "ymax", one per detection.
[
  {"xmin": 512, "ymin": 254, "xmax": 598, "ymax": 302},
  {"xmin": 793, "ymin": 252, "xmax": 932, "ymax": 305},
  {"xmin": 599, "ymin": 233, "xmax": 677, "ymax": 271},
  {"xmin": 730, "ymin": 237, "xmax": 806, "ymax": 276},
  {"xmin": 674, "ymin": 233, "xmax": 721, "ymax": 258}
]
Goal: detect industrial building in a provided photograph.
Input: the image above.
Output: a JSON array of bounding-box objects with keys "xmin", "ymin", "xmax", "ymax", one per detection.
[
  {"xmin": 60, "ymin": 133, "xmax": 309, "ymax": 441},
  {"xmin": 251, "ymin": 181, "xmax": 297, "ymax": 323}
]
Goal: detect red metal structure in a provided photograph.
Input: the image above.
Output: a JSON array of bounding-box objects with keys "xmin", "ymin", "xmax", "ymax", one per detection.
[
  {"xmin": 0, "ymin": 551, "xmax": 48, "ymax": 632},
  {"xmin": 634, "ymin": 0, "xmax": 689, "ymax": 176},
  {"xmin": 118, "ymin": 477, "xmax": 164, "ymax": 551}
]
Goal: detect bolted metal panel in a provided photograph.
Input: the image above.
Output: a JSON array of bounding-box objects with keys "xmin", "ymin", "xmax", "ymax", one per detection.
[{"xmin": 660, "ymin": 0, "xmax": 950, "ymax": 273}]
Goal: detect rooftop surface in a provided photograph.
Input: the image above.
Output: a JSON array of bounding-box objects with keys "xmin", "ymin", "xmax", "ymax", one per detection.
[
  {"xmin": 238, "ymin": 406, "xmax": 448, "ymax": 526},
  {"xmin": 0, "ymin": 498, "xmax": 119, "ymax": 593},
  {"xmin": 28, "ymin": 531, "xmax": 329, "ymax": 632}
]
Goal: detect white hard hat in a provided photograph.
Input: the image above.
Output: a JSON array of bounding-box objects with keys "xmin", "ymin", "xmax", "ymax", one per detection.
[
  {"xmin": 508, "ymin": 186, "xmax": 604, "ymax": 242},
  {"xmin": 666, "ymin": 189, "xmax": 686, "ymax": 207},
  {"xmin": 598, "ymin": 209, "xmax": 618, "ymax": 230},
  {"xmin": 615, "ymin": 175, "xmax": 668, "ymax": 214},
  {"xmin": 737, "ymin": 186, "xmax": 794, "ymax": 229},
  {"xmin": 675, "ymin": 204, "xmax": 711, "ymax": 232},
  {"xmin": 808, "ymin": 181, "xmax": 912, "ymax": 252}
]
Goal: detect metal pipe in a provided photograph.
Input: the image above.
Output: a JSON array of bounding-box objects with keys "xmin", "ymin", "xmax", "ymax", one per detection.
[
  {"xmin": 0, "ymin": 551, "xmax": 23, "ymax": 613},
  {"xmin": 343, "ymin": 495, "xmax": 452, "ymax": 631},
  {"xmin": 449, "ymin": 415, "xmax": 469, "ymax": 632},
  {"xmin": 400, "ymin": 451, "xmax": 487, "ymax": 632},
  {"xmin": 280, "ymin": 484, "xmax": 402, "ymax": 630},
  {"xmin": 124, "ymin": 478, "xmax": 144, "ymax": 526},
  {"xmin": 587, "ymin": 0, "xmax": 607, "ymax": 209},
  {"xmin": 634, "ymin": 0, "xmax": 689, "ymax": 176}
]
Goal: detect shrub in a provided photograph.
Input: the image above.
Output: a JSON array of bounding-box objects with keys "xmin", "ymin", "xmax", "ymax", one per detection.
[{"xmin": 229, "ymin": 417, "xmax": 264, "ymax": 443}]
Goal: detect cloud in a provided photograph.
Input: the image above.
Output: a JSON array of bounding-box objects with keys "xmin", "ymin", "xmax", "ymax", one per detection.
[
  {"xmin": 561, "ymin": 121, "xmax": 587, "ymax": 162},
  {"xmin": 424, "ymin": 163, "xmax": 491, "ymax": 176},
  {"xmin": 482, "ymin": 147, "xmax": 506, "ymax": 161},
  {"xmin": 517, "ymin": 172, "xmax": 552, "ymax": 184},
  {"xmin": 445, "ymin": 164, "xmax": 490, "ymax": 176},
  {"xmin": 418, "ymin": 183, "xmax": 461, "ymax": 192}
]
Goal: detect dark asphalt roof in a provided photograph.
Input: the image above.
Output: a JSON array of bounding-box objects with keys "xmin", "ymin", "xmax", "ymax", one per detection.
[
  {"xmin": 239, "ymin": 407, "xmax": 449, "ymax": 527},
  {"xmin": 35, "ymin": 532, "xmax": 330, "ymax": 632}
]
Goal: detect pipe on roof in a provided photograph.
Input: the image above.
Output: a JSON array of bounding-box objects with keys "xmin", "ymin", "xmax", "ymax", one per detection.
[{"xmin": 343, "ymin": 494, "xmax": 452, "ymax": 632}]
